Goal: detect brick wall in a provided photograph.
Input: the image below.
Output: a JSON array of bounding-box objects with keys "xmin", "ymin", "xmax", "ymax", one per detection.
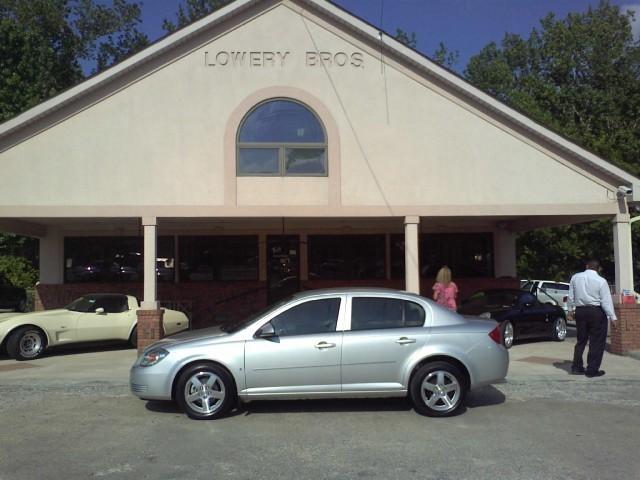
[
  {"xmin": 36, "ymin": 276, "xmax": 519, "ymax": 329},
  {"xmin": 610, "ymin": 304, "xmax": 640, "ymax": 355}
]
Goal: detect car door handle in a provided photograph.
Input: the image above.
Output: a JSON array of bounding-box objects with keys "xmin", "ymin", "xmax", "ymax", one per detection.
[
  {"xmin": 314, "ymin": 342, "xmax": 336, "ymax": 349},
  {"xmin": 396, "ymin": 337, "xmax": 416, "ymax": 345}
]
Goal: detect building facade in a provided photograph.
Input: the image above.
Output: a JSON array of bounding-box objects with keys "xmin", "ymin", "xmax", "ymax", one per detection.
[{"xmin": 1, "ymin": 0, "xmax": 638, "ymax": 329}]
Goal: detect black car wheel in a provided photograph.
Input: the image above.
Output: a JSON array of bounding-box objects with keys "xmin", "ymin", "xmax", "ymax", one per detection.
[
  {"xmin": 6, "ymin": 327, "xmax": 47, "ymax": 360},
  {"xmin": 551, "ymin": 317, "xmax": 567, "ymax": 342},
  {"xmin": 410, "ymin": 361, "xmax": 466, "ymax": 417},
  {"xmin": 502, "ymin": 321, "xmax": 514, "ymax": 349},
  {"xmin": 176, "ymin": 363, "xmax": 236, "ymax": 420}
]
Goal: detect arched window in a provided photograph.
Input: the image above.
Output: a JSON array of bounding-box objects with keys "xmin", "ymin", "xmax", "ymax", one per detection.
[{"xmin": 237, "ymin": 99, "xmax": 327, "ymax": 176}]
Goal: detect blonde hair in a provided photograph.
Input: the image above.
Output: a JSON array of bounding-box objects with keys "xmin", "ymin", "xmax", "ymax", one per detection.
[{"xmin": 436, "ymin": 266, "xmax": 452, "ymax": 286}]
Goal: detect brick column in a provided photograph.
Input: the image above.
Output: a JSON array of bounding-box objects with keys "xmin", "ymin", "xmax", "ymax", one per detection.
[
  {"xmin": 137, "ymin": 309, "xmax": 165, "ymax": 354},
  {"xmin": 610, "ymin": 304, "xmax": 640, "ymax": 355}
]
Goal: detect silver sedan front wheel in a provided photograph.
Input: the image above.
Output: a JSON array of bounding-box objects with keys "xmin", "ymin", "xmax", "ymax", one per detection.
[
  {"xmin": 410, "ymin": 361, "xmax": 467, "ymax": 417},
  {"xmin": 176, "ymin": 364, "xmax": 235, "ymax": 420}
]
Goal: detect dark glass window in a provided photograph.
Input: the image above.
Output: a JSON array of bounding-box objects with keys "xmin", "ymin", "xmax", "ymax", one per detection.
[
  {"xmin": 64, "ymin": 237, "xmax": 175, "ymax": 283},
  {"xmin": 308, "ymin": 235, "xmax": 385, "ymax": 280},
  {"xmin": 179, "ymin": 236, "xmax": 258, "ymax": 282},
  {"xmin": 391, "ymin": 233, "xmax": 494, "ymax": 278},
  {"xmin": 270, "ymin": 298, "xmax": 341, "ymax": 336},
  {"xmin": 350, "ymin": 297, "xmax": 425, "ymax": 331},
  {"xmin": 237, "ymin": 99, "xmax": 327, "ymax": 176},
  {"xmin": 65, "ymin": 294, "xmax": 129, "ymax": 313}
]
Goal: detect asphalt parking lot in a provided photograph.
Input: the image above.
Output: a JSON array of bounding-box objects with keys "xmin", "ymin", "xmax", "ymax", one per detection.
[{"xmin": 1, "ymin": 327, "xmax": 639, "ymax": 480}]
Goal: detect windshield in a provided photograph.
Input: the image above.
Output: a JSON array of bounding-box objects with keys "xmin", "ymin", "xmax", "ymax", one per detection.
[
  {"xmin": 65, "ymin": 296, "xmax": 98, "ymax": 313},
  {"xmin": 220, "ymin": 296, "xmax": 293, "ymax": 334}
]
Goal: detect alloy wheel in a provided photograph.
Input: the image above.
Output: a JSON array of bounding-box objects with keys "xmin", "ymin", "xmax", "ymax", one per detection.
[
  {"xmin": 183, "ymin": 371, "xmax": 226, "ymax": 415},
  {"xmin": 19, "ymin": 331, "xmax": 43, "ymax": 358},
  {"xmin": 420, "ymin": 370, "xmax": 461, "ymax": 413}
]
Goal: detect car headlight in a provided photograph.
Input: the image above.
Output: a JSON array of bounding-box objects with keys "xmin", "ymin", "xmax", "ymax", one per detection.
[
  {"xmin": 479, "ymin": 312, "xmax": 492, "ymax": 319},
  {"xmin": 139, "ymin": 348, "xmax": 169, "ymax": 367}
]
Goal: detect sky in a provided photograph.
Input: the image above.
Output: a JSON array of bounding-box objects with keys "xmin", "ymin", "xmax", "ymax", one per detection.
[{"xmin": 131, "ymin": 0, "xmax": 640, "ymax": 73}]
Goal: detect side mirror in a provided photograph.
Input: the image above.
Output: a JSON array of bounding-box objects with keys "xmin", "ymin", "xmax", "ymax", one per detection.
[
  {"xmin": 256, "ymin": 322, "xmax": 276, "ymax": 339},
  {"xmin": 95, "ymin": 307, "xmax": 105, "ymax": 314}
]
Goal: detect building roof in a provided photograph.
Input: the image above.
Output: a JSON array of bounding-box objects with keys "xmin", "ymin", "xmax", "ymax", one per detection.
[{"xmin": 1, "ymin": 0, "xmax": 638, "ymax": 195}]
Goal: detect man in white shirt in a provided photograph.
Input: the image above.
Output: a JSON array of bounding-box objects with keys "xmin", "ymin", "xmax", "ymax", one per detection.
[{"xmin": 568, "ymin": 259, "xmax": 618, "ymax": 377}]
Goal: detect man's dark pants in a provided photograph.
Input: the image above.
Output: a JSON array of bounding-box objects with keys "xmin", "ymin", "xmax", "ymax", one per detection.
[{"xmin": 572, "ymin": 306, "xmax": 608, "ymax": 374}]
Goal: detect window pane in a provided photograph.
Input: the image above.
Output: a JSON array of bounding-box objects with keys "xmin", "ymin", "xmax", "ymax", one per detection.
[
  {"xmin": 64, "ymin": 237, "xmax": 174, "ymax": 283},
  {"xmin": 271, "ymin": 298, "xmax": 341, "ymax": 336},
  {"xmin": 404, "ymin": 301, "xmax": 426, "ymax": 327},
  {"xmin": 390, "ymin": 233, "xmax": 494, "ymax": 279},
  {"xmin": 179, "ymin": 236, "xmax": 258, "ymax": 282},
  {"xmin": 351, "ymin": 297, "xmax": 404, "ymax": 330},
  {"xmin": 285, "ymin": 148, "xmax": 326, "ymax": 175},
  {"xmin": 238, "ymin": 148, "xmax": 279, "ymax": 175},
  {"xmin": 239, "ymin": 100, "xmax": 325, "ymax": 143},
  {"xmin": 308, "ymin": 235, "xmax": 385, "ymax": 280}
]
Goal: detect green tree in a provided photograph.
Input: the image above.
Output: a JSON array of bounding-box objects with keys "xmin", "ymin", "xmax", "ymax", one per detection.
[
  {"xmin": 0, "ymin": 256, "xmax": 38, "ymax": 289},
  {"xmin": 465, "ymin": 1, "xmax": 640, "ymax": 284},
  {"xmin": 163, "ymin": 0, "xmax": 234, "ymax": 33},
  {"xmin": 0, "ymin": 0, "xmax": 149, "ymax": 122},
  {"xmin": 395, "ymin": 29, "xmax": 459, "ymax": 69}
]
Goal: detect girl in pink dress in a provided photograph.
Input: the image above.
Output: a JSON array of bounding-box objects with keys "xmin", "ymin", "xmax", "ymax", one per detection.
[{"xmin": 432, "ymin": 266, "xmax": 458, "ymax": 311}]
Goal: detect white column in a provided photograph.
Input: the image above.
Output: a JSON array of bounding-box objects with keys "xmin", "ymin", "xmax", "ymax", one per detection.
[
  {"xmin": 39, "ymin": 228, "xmax": 64, "ymax": 284},
  {"xmin": 142, "ymin": 217, "xmax": 158, "ymax": 310},
  {"xmin": 493, "ymin": 228, "xmax": 517, "ymax": 278},
  {"xmin": 613, "ymin": 213, "xmax": 633, "ymax": 296},
  {"xmin": 404, "ymin": 216, "xmax": 420, "ymax": 294}
]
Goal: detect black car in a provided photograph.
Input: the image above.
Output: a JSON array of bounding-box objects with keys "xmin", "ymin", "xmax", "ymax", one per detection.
[
  {"xmin": 0, "ymin": 274, "xmax": 27, "ymax": 312},
  {"xmin": 457, "ymin": 288, "xmax": 567, "ymax": 348}
]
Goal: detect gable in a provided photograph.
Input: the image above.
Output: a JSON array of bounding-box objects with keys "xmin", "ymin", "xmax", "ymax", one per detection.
[{"xmin": 0, "ymin": 0, "xmax": 628, "ymax": 215}]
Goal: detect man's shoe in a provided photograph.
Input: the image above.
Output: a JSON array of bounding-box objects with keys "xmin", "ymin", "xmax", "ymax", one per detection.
[
  {"xmin": 585, "ymin": 370, "xmax": 605, "ymax": 378},
  {"xmin": 571, "ymin": 366, "xmax": 585, "ymax": 375}
]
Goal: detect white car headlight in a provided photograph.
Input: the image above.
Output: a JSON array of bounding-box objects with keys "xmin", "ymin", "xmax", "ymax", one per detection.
[
  {"xmin": 139, "ymin": 348, "xmax": 169, "ymax": 367},
  {"xmin": 479, "ymin": 312, "xmax": 492, "ymax": 319}
]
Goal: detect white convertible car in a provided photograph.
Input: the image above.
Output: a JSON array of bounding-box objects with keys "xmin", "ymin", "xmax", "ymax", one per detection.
[{"xmin": 0, "ymin": 294, "xmax": 189, "ymax": 360}]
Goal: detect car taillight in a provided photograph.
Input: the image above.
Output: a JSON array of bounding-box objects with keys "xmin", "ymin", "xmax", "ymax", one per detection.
[{"xmin": 488, "ymin": 325, "xmax": 502, "ymax": 345}]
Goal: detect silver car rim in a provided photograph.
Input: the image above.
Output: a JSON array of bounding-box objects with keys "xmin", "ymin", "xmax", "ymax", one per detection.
[
  {"xmin": 19, "ymin": 331, "xmax": 43, "ymax": 358},
  {"xmin": 555, "ymin": 318, "xmax": 567, "ymax": 340},
  {"xmin": 420, "ymin": 370, "xmax": 461, "ymax": 412},
  {"xmin": 504, "ymin": 322, "xmax": 514, "ymax": 348},
  {"xmin": 184, "ymin": 371, "xmax": 226, "ymax": 415}
]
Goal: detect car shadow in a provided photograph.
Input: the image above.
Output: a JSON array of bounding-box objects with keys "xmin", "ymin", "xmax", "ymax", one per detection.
[
  {"xmin": 145, "ymin": 386, "xmax": 505, "ymax": 418},
  {"xmin": 44, "ymin": 342, "xmax": 133, "ymax": 357}
]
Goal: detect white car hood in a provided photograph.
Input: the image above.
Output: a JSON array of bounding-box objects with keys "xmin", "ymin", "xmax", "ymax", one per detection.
[{"xmin": 0, "ymin": 309, "xmax": 73, "ymax": 324}]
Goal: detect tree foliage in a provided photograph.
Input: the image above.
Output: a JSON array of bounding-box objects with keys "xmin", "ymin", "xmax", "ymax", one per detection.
[
  {"xmin": 163, "ymin": 0, "xmax": 233, "ymax": 33},
  {"xmin": 0, "ymin": 0, "xmax": 148, "ymax": 122},
  {"xmin": 0, "ymin": 255, "xmax": 39, "ymax": 289},
  {"xmin": 465, "ymin": 1, "xmax": 640, "ymax": 284}
]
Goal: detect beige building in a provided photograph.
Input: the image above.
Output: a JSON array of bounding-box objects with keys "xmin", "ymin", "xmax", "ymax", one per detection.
[{"xmin": 1, "ymin": 0, "xmax": 638, "ymax": 328}]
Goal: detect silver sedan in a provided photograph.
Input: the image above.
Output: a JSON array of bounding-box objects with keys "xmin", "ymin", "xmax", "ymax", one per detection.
[{"xmin": 130, "ymin": 288, "xmax": 508, "ymax": 419}]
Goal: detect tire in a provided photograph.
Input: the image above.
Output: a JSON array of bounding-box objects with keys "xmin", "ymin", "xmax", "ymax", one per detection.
[
  {"xmin": 502, "ymin": 321, "xmax": 514, "ymax": 349},
  {"xmin": 410, "ymin": 361, "xmax": 467, "ymax": 417},
  {"xmin": 6, "ymin": 327, "xmax": 47, "ymax": 361},
  {"xmin": 551, "ymin": 317, "xmax": 567, "ymax": 342},
  {"xmin": 129, "ymin": 327, "xmax": 137, "ymax": 348},
  {"xmin": 175, "ymin": 363, "xmax": 236, "ymax": 420},
  {"xmin": 15, "ymin": 298, "xmax": 27, "ymax": 313}
]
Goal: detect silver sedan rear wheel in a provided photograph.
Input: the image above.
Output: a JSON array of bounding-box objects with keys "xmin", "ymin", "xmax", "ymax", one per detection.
[
  {"xmin": 176, "ymin": 363, "xmax": 236, "ymax": 420},
  {"xmin": 410, "ymin": 361, "xmax": 467, "ymax": 417}
]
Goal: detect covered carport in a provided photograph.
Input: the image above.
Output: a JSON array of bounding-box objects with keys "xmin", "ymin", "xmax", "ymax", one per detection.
[{"xmin": 0, "ymin": 0, "xmax": 639, "ymax": 351}]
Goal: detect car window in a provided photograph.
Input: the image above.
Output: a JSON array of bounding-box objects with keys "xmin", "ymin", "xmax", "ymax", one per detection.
[
  {"xmin": 485, "ymin": 291, "xmax": 519, "ymax": 307},
  {"xmin": 350, "ymin": 297, "xmax": 425, "ymax": 331},
  {"xmin": 94, "ymin": 296, "xmax": 129, "ymax": 313},
  {"xmin": 270, "ymin": 298, "xmax": 341, "ymax": 337},
  {"xmin": 521, "ymin": 281, "xmax": 533, "ymax": 291},
  {"xmin": 517, "ymin": 292, "xmax": 538, "ymax": 305}
]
